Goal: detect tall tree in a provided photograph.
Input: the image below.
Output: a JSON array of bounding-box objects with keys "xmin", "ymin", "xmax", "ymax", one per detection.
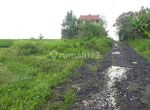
[{"xmin": 61, "ymin": 11, "xmax": 78, "ymax": 39}]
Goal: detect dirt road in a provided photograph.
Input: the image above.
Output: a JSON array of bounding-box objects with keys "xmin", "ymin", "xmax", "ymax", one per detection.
[{"xmin": 70, "ymin": 43, "xmax": 150, "ymax": 110}]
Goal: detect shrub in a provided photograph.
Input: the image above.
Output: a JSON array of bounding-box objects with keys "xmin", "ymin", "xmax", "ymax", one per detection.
[
  {"xmin": 114, "ymin": 7, "xmax": 150, "ymax": 40},
  {"xmin": 13, "ymin": 41, "xmax": 39, "ymax": 55}
]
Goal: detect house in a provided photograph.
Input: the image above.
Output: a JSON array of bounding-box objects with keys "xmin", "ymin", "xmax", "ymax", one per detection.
[{"xmin": 79, "ymin": 15, "xmax": 100, "ymax": 23}]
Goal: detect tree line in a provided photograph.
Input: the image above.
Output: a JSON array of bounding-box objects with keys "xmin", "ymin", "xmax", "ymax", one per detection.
[
  {"xmin": 61, "ymin": 11, "xmax": 107, "ymax": 39},
  {"xmin": 114, "ymin": 7, "xmax": 150, "ymax": 40}
]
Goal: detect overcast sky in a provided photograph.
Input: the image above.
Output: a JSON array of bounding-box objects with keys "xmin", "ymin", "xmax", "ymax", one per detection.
[{"xmin": 0, "ymin": 0, "xmax": 150, "ymax": 40}]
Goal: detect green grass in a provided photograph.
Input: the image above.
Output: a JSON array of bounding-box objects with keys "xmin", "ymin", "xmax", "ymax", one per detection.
[
  {"xmin": 63, "ymin": 89, "xmax": 77, "ymax": 108},
  {"xmin": 0, "ymin": 37, "xmax": 112, "ymax": 110},
  {"xmin": 0, "ymin": 63, "xmax": 14, "ymax": 84},
  {"xmin": 128, "ymin": 39, "xmax": 150, "ymax": 61},
  {"xmin": 0, "ymin": 40, "xmax": 14, "ymax": 48}
]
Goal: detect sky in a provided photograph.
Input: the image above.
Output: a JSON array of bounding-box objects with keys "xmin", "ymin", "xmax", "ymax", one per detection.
[{"xmin": 0, "ymin": 0, "xmax": 150, "ymax": 40}]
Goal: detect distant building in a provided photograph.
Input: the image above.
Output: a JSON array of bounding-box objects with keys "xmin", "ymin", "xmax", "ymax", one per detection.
[{"xmin": 79, "ymin": 15, "xmax": 101, "ymax": 23}]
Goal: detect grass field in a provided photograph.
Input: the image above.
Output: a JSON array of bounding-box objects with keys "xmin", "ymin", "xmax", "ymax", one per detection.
[
  {"xmin": 0, "ymin": 37, "xmax": 112, "ymax": 110},
  {"xmin": 128, "ymin": 39, "xmax": 150, "ymax": 62}
]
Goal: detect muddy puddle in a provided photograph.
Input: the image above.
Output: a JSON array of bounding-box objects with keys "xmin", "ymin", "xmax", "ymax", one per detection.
[
  {"xmin": 106, "ymin": 66, "xmax": 130, "ymax": 110},
  {"xmin": 112, "ymin": 51, "xmax": 120, "ymax": 55},
  {"xmin": 82, "ymin": 66, "xmax": 130, "ymax": 110}
]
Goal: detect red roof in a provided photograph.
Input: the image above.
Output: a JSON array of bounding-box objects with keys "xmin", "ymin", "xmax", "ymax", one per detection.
[{"xmin": 79, "ymin": 15, "xmax": 100, "ymax": 21}]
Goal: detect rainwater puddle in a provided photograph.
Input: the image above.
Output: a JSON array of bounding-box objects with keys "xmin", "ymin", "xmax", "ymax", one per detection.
[
  {"xmin": 106, "ymin": 66, "xmax": 130, "ymax": 110},
  {"xmin": 83, "ymin": 66, "xmax": 130, "ymax": 110},
  {"xmin": 112, "ymin": 51, "xmax": 120, "ymax": 55}
]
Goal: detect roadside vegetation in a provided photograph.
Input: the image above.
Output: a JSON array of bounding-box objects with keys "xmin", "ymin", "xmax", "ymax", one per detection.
[
  {"xmin": 114, "ymin": 7, "xmax": 150, "ymax": 62},
  {"xmin": 0, "ymin": 37, "xmax": 112, "ymax": 110},
  {"xmin": 114, "ymin": 7, "xmax": 150, "ymax": 41},
  {"xmin": 128, "ymin": 39, "xmax": 150, "ymax": 61}
]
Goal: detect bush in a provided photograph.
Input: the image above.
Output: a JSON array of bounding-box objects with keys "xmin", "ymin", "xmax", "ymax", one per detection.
[
  {"xmin": 114, "ymin": 7, "xmax": 150, "ymax": 40},
  {"xmin": 128, "ymin": 39, "xmax": 150, "ymax": 62},
  {"xmin": 14, "ymin": 41, "xmax": 39, "ymax": 55},
  {"xmin": 78, "ymin": 21, "xmax": 107, "ymax": 38}
]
